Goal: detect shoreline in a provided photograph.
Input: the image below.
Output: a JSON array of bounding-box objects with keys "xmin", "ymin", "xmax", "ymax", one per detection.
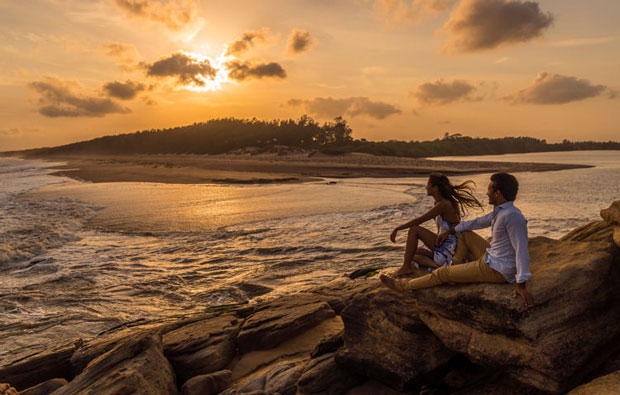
[{"xmin": 10, "ymin": 152, "xmax": 593, "ymax": 184}]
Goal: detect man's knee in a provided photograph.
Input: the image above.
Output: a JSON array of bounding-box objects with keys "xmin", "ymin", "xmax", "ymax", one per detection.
[{"xmin": 432, "ymin": 266, "xmax": 452, "ymax": 283}]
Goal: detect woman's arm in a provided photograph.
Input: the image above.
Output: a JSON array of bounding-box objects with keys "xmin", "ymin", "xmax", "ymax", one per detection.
[{"xmin": 390, "ymin": 202, "xmax": 445, "ymax": 242}]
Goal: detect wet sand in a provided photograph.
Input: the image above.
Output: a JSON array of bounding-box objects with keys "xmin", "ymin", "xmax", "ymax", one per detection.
[{"xmin": 21, "ymin": 152, "xmax": 592, "ymax": 184}]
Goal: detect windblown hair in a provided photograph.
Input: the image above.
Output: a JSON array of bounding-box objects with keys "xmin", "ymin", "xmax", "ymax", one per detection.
[{"xmin": 428, "ymin": 172, "xmax": 484, "ymax": 218}]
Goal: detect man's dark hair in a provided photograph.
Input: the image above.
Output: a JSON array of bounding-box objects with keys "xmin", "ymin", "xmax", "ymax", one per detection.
[{"xmin": 490, "ymin": 172, "xmax": 519, "ymax": 201}]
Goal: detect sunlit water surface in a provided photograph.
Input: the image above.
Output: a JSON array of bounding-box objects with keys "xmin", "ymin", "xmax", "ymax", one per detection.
[{"xmin": 1, "ymin": 150, "xmax": 619, "ymax": 363}]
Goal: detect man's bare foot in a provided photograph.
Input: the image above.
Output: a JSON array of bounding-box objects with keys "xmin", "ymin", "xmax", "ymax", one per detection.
[
  {"xmin": 380, "ymin": 274, "xmax": 400, "ymax": 292},
  {"xmin": 391, "ymin": 266, "xmax": 414, "ymax": 278}
]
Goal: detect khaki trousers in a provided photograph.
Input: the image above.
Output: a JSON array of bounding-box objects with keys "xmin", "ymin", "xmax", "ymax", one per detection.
[
  {"xmin": 452, "ymin": 230, "xmax": 491, "ymax": 265},
  {"xmin": 394, "ymin": 231, "xmax": 506, "ymax": 291}
]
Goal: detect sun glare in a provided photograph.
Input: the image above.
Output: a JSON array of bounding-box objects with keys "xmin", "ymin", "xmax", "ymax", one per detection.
[{"xmin": 181, "ymin": 50, "xmax": 232, "ymax": 92}]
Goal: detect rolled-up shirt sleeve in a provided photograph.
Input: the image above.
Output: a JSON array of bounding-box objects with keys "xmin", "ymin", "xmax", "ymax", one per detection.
[
  {"xmin": 506, "ymin": 212, "xmax": 531, "ymax": 283},
  {"xmin": 454, "ymin": 212, "xmax": 494, "ymax": 233}
]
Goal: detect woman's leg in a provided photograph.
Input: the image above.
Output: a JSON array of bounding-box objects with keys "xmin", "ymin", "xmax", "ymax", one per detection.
[
  {"xmin": 413, "ymin": 254, "xmax": 439, "ymax": 269},
  {"xmin": 393, "ymin": 225, "xmax": 438, "ymax": 277}
]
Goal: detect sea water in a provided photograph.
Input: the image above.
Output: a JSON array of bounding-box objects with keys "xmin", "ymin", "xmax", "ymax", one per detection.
[{"xmin": 1, "ymin": 151, "xmax": 619, "ymax": 363}]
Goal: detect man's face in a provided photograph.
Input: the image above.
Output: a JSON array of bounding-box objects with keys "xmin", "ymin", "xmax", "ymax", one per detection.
[{"xmin": 487, "ymin": 181, "xmax": 499, "ymax": 205}]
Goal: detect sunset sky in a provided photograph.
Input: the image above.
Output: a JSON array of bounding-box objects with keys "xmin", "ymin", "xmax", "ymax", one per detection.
[{"xmin": 1, "ymin": 0, "xmax": 619, "ymax": 150}]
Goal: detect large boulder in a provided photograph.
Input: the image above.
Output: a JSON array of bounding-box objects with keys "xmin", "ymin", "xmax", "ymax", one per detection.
[
  {"xmin": 297, "ymin": 353, "xmax": 362, "ymax": 394},
  {"xmin": 568, "ymin": 370, "xmax": 620, "ymax": 394},
  {"xmin": 310, "ymin": 277, "xmax": 376, "ymax": 314},
  {"xmin": 601, "ymin": 200, "xmax": 620, "ymax": 247},
  {"xmin": 336, "ymin": 287, "xmax": 456, "ymax": 391},
  {"xmin": 237, "ymin": 294, "xmax": 335, "ymax": 354},
  {"xmin": 412, "ymin": 233, "xmax": 620, "ymax": 393},
  {"xmin": 181, "ymin": 370, "xmax": 232, "ymax": 395},
  {"xmin": 19, "ymin": 378, "xmax": 68, "ymax": 395},
  {"xmin": 163, "ymin": 313, "xmax": 241, "ymax": 383},
  {"xmin": 53, "ymin": 333, "xmax": 177, "ymax": 395},
  {"xmin": 222, "ymin": 360, "xmax": 308, "ymax": 395}
]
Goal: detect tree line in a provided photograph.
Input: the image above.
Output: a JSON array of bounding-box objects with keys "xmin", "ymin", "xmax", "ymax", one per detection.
[{"xmin": 20, "ymin": 116, "xmax": 620, "ymax": 158}]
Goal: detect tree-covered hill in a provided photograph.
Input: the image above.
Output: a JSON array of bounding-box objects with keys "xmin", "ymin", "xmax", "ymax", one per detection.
[{"xmin": 12, "ymin": 116, "xmax": 620, "ymax": 158}]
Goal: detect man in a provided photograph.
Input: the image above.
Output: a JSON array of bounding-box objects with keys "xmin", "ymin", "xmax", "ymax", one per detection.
[{"xmin": 380, "ymin": 172, "xmax": 534, "ymax": 308}]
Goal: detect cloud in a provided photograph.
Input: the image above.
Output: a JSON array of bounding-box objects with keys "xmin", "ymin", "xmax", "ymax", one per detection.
[
  {"xmin": 225, "ymin": 29, "xmax": 268, "ymax": 56},
  {"xmin": 144, "ymin": 52, "xmax": 217, "ymax": 86},
  {"xmin": 504, "ymin": 72, "xmax": 611, "ymax": 105},
  {"xmin": 103, "ymin": 80, "xmax": 146, "ymax": 100},
  {"xmin": 29, "ymin": 76, "xmax": 130, "ymax": 118},
  {"xmin": 101, "ymin": 42, "xmax": 140, "ymax": 71},
  {"xmin": 372, "ymin": 0, "xmax": 457, "ymax": 24},
  {"xmin": 442, "ymin": 0, "xmax": 553, "ymax": 54},
  {"xmin": 225, "ymin": 60, "xmax": 287, "ymax": 81},
  {"xmin": 0, "ymin": 128, "xmax": 21, "ymax": 136},
  {"xmin": 287, "ymin": 29, "xmax": 314, "ymax": 54},
  {"xmin": 411, "ymin": 79, "xmax": 481, "ymax": 105},
  {"xmin": 288, "ymin": 97, "xmax": 401, "ymax": 119},
  {"xmin": 110, "ymin": 0, "xmax": 202, "ymax": 31}
]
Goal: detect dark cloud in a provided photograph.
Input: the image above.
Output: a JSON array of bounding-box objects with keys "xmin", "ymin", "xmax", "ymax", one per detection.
[
  {"xmin": 103, "ymin": 80, "xmax": 146, "ymax": 100},
  {"xmin": 504, "ymin": 72, "xmax": 610, "ymax": 105},
  {"xmin": 287, "ymin": 29, "xmax": 314, "ymax": 54},
  {"xmin": 225, "ymin": 61, "xmax": 286, "ymax": 81},
  {"xmin": 373, "ymin": 0, "xmax": 457, "ymax": 24},
  {"xmin": 442, "ymin": 0, "xmax": 553, "ymax": 53},
  {"xmin": 288, "ymin": 97, "xmax": 401, "ymax": 120},
  {"xmin": 226, "ymin": 30, "xmax": 267, "ymax": 56},
  {"xmin": 145, "ymin": 52, "xmax": 217, "ymax": 86},
  {"xmin": 111, "ymin": 0, "xmax": 201, "ymax": 31},
  {"xmin": 29, "ymin": 77, "xmax": 130, "ymax": 118},
  {"xmin": 411, "ymin": 79, "xmax": 480, "ymax": 105}
]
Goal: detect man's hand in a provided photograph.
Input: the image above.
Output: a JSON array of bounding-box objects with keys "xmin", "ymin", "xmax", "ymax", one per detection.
[
  {"xmin": 436, "ymin": 230, "xmax": 451, "ymax": 246},
  {"xmin": 513, "ymin": 283, "xmax": 534, "ymax": 308},
  {"xmin": 390, "ymin": 229, "xmax": 398, "ymax": 243}
]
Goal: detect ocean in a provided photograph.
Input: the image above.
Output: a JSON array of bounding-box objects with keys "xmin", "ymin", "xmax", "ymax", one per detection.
[{"xmin": 1, "ymin": 150, "xmax": 619, "ymax": 363}]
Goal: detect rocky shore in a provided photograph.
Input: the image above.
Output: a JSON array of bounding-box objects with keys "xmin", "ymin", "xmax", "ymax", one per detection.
[{"xmin": 1, "ymin": 201, "xmax": 619, "ymax": 395}]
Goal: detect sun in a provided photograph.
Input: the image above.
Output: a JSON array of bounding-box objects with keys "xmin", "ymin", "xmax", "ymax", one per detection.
[{"xmin": 181, "ymin": 50, "xmax": 233, "ymax": 92}]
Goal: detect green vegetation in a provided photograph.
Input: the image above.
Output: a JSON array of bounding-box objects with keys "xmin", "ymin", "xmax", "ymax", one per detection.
[{"xmin": 20, "ymin": 116, "xmax": 620, "ymax": 158}]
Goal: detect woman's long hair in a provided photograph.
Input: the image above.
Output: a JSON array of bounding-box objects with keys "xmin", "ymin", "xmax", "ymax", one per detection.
[{"xmin": 428, "ymin": 173, "xmax": 483, "ymax": 218}]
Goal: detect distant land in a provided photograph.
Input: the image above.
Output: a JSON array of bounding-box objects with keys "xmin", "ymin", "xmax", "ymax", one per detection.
[{"xmin": 3, "ymin": 116, "xmax": 620, "ymax": 159}]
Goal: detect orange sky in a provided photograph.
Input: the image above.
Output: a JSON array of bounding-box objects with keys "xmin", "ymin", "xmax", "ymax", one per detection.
[{"xmin": 1, "ymin": 0, "xmax": 619, "ymax": 150}]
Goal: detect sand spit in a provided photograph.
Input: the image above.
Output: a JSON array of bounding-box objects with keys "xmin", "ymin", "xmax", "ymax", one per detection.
[{"xmin": 19, "ymin": 152, "xmax": 591, "ymax": 184}]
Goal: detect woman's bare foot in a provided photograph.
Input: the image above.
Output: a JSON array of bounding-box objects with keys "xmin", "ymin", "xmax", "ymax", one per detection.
[
  {"xmin": 391, "ymin": 266, "xmax": 414, "ymax": 278},
  {"xmin": 380, "ymin": 274, "xmax": 400, "ymax": 292}
]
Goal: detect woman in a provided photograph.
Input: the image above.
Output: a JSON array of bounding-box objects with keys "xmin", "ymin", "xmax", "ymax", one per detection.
[{"xmin": 391, "ymin": 173, "xmax": 483, "ymax": 278}]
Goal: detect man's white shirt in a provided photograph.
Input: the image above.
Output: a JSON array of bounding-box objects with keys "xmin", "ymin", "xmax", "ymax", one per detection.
[{"xmin": 454, "ymin": 201, "xmax": 531, "ymax": 284}]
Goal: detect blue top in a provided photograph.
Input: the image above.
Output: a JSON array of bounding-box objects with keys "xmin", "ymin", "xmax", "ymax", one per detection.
[{"xmin": 454, "ymin": 201, "xmax": 531, "ymax": 284}]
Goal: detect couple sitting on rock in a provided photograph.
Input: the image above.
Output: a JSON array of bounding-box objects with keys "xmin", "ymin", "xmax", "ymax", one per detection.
[{"xmin": 381, "ymin": 172, "xmax": 534, "ymax": 308}]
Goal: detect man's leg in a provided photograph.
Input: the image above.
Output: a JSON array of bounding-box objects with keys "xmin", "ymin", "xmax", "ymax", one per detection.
[
  {"xmin": 452, "ymin": 231, "xmax": 491, "ymax": 265},
  {"xmin": 386, "ymin": 255, "xmax": 506, "ymax": 292}
]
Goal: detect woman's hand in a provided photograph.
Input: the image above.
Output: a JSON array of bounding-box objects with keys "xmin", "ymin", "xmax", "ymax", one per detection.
[
  {"xmin": 390, "ymin": 229, "xmax": 398, "ymax": 243},
  {"xmin": 436, "ymin": 230, "xmax": 450, "ymax": 246}
]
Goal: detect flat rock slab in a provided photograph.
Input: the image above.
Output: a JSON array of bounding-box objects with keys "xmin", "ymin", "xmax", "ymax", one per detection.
[
  {"xmin": 298, "ymin": 353, "xmax": 362, "ymax": 395},
  {"xmin": 19, "ymin": 378, "xmax": 67, "ymax": 395},
  {"xmin": 0, "ymin": 344, "xmax": 74, "ymax": 391},
  {"xmin": 237, "ymin": 294, "xmax": 335, "ymax": 354},
  {"xmin": 163, "ymin": 313, "xmax": 241, "ymax": 383},
  {"xmin": 413, "ymin": 234, "xmax": 620, "ymax": 393},
  {"xmin": 337, "ymin": 287, "xmax": 455, "ymax": 391},
  {"xmin": 310, "ymin": 277, "xmax": 376, "ymax": 314},
  {"xmin": 53, "ymin": 333, "xmax": 177, "ymax": 395}
]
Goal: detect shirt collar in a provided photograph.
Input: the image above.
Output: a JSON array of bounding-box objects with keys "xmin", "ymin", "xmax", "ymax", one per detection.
[{"xmin": 493, "ymin": 200, "xmax": 514, "ymax": 213}]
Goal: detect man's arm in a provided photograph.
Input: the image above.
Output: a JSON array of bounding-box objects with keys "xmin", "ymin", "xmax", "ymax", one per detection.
[
  {"xmin": 506, "ymin": 212, "xmax": 533, "ymax": 307},
  {"xmin": 436, "ymin": 211, "xmax": 493, "ymax": 245}
]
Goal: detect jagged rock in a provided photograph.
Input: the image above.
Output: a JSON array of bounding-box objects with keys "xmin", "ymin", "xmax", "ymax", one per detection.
[
  {"xmin": 0, "ymin": 383, "xmax": 18, "ymax": 395},
  {"xmin": 19, "ymin": 378, "xmax": 67, "ymax": 395},
  {"xmin": 309, "ymin": 277, "xmax": 376, "ymax": 314},
  {"xmin": 298, "ymin": 353, "xmax": 362, "ymax": 394},
  {"xmin": 412, "ymin": 234, "xmax": 620, "ymax": 393},
  {"xmin": 181, "ymin": 370, "xmax": 232, "ymax": 395},
  {"xmin": 163, "ymin": 313, "xmax": 240, "ymax": 383},
  {"xmin": 336, "ymin": 288, "xmax": 455, "ymax": 391},
  {"xmin": 568, "ymin": 370, "xmax": 620, "ymax": 394},
  {"xmin": 0, "ymin": 344, "xmax": 74, "ymax": 391},
  {"xmin": 345, "ymin": 380, "xmax": 411, "ymax": 394},
  {"xmin": 601, "ymin": 200, "xmax": 620, "ymax": 247},
  {"xmin": 561, "ymin": 220, "xmax": 613, "ymax": 242},
  {"xmin": 223, "ymin": 360, "xmax": 307, "ymax": 395},
  {"xmin": 53, "ymin": 333, "xmax": 177, "ymax": 395},
  {"xmin": 310, "ymin": 330, "xmax": 343, "ymax": 358},
  {"xmin": 237, "ymin": 294, "xmax": 335, "ymax": 354}
]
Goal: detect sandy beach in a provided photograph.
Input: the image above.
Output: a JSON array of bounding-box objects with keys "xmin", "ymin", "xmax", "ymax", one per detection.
[{"xmin": 21, "ymin": 152, "xmax": 592, "ymax": 184}]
